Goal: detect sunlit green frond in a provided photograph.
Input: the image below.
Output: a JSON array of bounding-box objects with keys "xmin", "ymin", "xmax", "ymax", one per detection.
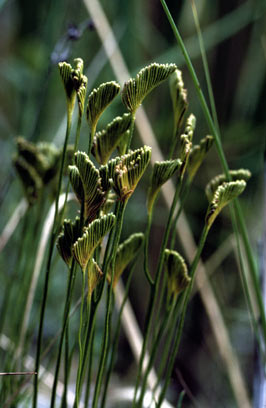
[
  {"xmin": 87, "ymin": 81, "xmax": 120, "ymax": 134},
  {"xmin": 113, "ymin": 146, "xmax": 152, "ymax": 202},
  {"xmin": 108, "ymin": 233, "xmax": 144, "ymax": 288},
  {"xmin": 184, "ymin": 113, "xmax": 196, "ymax": 142},
  {"xmin": 56, "ymin": 217, "xmax": 81, "ymax": 267},
  {"xmin": 69, "ymin": 151, "xmax": 106, "ymax": 223},
  {"xmin": 164, "ymin": 249, "xmax": 190, "ymax": 297},
  {"xmin": 87, "ymin": 258, "xmax": 103, "ymax": 299},
  {"xmin": 187, "ymin": 135, "xmax": 214, "ymax": 182},
  {"xmin": 13, "ymin": 156, "xmax": 43, "ymax": 205},
  {"xmin": 147, "ymin": 159, "xmax": 182, "ymax": 214},
  {"xmin": 178, "ymin": 114, "xmax": 196, "ymax": 177},
  {"xmin": 92, "ymin": 113, "xmax": 132, "ymax": 165},
  {"xmin": 122, "ymin": 63, "xmax": 177, "ymax": 114},
  {"xmin": 205, "ymin": 169, "xmax": 252, "ymax": 202},
  {"xmin": 170, "ymin": 69, "xmax": 188, "ymax": 135},
  {"xmin": 73, "ymin": 214, "xmax": 116, "ymax": 271},
  {"xmin": 205, "ymin": 180, "xmax": 247, "ymax": 230}
]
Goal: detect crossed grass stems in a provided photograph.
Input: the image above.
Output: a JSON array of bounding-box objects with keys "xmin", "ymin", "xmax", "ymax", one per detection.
[{"xmin": 0, "ymin": 2, "xmax": 261, "ymax": 407}]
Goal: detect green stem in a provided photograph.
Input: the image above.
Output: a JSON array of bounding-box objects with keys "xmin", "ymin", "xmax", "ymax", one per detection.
[
  {"xmin": 33, "ymin": 110, "xmax": 73, "ymax": 408},
  {"xmin": 156, "ymin": 225, "xmax": 208, "ymax": 407},
  {"xmin": 74, "ymin": 268, "xmax": 87, "ymax": 406},
  {"xmin": 50, "ymin": 260, "xmax": 77, "ymax": 408},
  {"xmin": 126, "ymin": 115, "xmax": 136, "ymax": 152},
  {"xmin": 169, "ymin": 181, "xmax": 190, "ymax": 249},
  {"xmin": 92, "ymin": 203, "xmax": 126, "ymax": 408},
  {"xmin": 84, "ymin": 324, "xmax": 95, "ymax": 408},
  {"xmin": 100, "ymin": 259, "xmax": 136, "ymax": 407},
  {"xmin": 159, "ymin": 0, "xmax": 266, "ymax": 343},
  {"xmin": 133, "ymin": 178, "xmax": 182, "ymax": 405},
  {"xmin": 144, "ymin": 210, "xmax": 155, "ymax": 285},
  {"xmin": 137, "ymin": 297, "xmax": 176, "ymax": 407}
]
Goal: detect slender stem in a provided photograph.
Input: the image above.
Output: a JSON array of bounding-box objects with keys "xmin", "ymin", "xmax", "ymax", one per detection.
[
  {"xmin": 159, "ymin": 0, "xmax": 266, "ymax": 343},
  {"xmin": 133, "ymin": 178, "xmax": 182, "ymax": 405},
  {"xmin": 144, "ymin": 210, "xmax": 155, "ymax": 286},
  {"xmin": 156, "ymin": 225, "xmax": 209, "ymax": 407},
  {"xmin": 92, "ymin": 202, "xmax": 126, "ymax": 408},
  {"xmin": 137, "ymin": 297, "xmax": 176, "ymax": 407},
  {"xmin": 126, "ymin": 115, "xmax": 136, "ymax": 152},
  {"xmin": 169, "ymin": 181, "xmax": 190, "ymax": 249},
  {"xmin": 100, "ymin": 259, "xmax": 136, "ymax": 407},
  {"xmin": 84, "ymin": 324, "xmax": 95, "ymax": 408},
  {"xmin": 50, "ymin": 260, "xmax": 77, "ymax": 408},
  {"xmin": 33, "ymin": 110, "xmax": 73, "ymax": 408}
]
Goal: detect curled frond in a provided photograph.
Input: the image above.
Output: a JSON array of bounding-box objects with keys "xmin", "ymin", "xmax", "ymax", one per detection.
[
  {"xmin": 87, "ymin": 258, "xmax": 103, "ymax": 299},
  {"xmin": 205, "ymin": 169, "xmax": 251, "ymax": 202},
  {"xmin": 187, "ymin": 135, "xmax": 214, "ymax": 182},
  {"xmin": 87, "ymin": 81, "xmax": 120, "ymax": 134},
  {"xmin": 108, "ymin": 233, "xmax": 144, "ymax": 288},
  {"xmin": 101, "ymin": 192, "xmax": 116, "ymax": 215},
  {"xmin": 56, "ymin": 217, "xmax": 81, "ymax": 267},
  {"xmin": 73, "ymin": 214, "xmax": 116, "ymax": 271},
  {"xmin": 59, "ymin": 58, "xmax": 88, "ymax": 117},
  {"xmin": 164, "ymin": 249, "xmax": 190, "ymax": 297},
  {"xmin": 205, "ymin": 180, "xmax": 247, "ymax": 230},
  {"xmin": 170, "ymin": 69, "xmax": 188, "ymax": 135},
  {"xmin": 92, "ymin": 113, "xmax": 132, "ymax": 165},
  {"xmin": 113, "ymin": 146, "xmax": 152, "ymax": 202},
  {"xmin": 69, "ymin": 151, "xmax": 106, "ymax": 223},
  {"xmin": 178, "ymin": 114, "xmax": 196, "ymax": 177},
  {"xmin": 147, "ymin": 159, "xmax": 182, "ymax": 214},
  {"xmin": 122, "ymin": 63, "xmax": 177, "ymax": 114}
]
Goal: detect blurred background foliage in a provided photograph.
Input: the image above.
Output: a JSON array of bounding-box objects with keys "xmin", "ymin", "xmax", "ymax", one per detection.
[{"xmin": 0, "ymin": 0, "xmax": 265, "ymax": 407}]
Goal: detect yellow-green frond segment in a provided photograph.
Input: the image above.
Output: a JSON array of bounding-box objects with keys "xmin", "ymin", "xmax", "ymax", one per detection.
[
  {"xmin": 58, "ymin": 61, "xmax": 75, "ymax": 106},
  {"xmin": 56, "ymin": 217, "xmax": 81, "ymax": 267},
  {"xmin": 205, "ymin": 169, "xmax": 251, "ymax": 202},
  {"xmin": 178, "ymin": 114, "xmax": 196, "ymax": 177},
  {"xmin": 122, "ymin": 63, "xmax": 177, "ymax": 114},
  {"xmin": 92, "ymin": 113, "xmax": 132, "ymax": 165},
  {"xmin": 73, "ymin": 214, "xmax": 116, "ymax": 272},
  {"xmin": 147, "ymin": 159, "xmax": 182, "ymax": 214},
  {"xmin": 99, "ymin": 157, "xmax": 121, "ymax": 193},
  {"xmin": 205, "ymin": 180, "xmax": 247, "ymax": 230},
  {"xmin": 87, "ymin": 258, "xmax": 103, "ymax": 299},
  {"xmin": 87, "ymin": 81, "xmax": 120, "ymax": 134},
  {"xmin": 187, "ymin": 135, "xmax": 214, "ymax": 183},
  {"xmin": 108, "ymin": 233, "xmax": 144, "ymax": 288},
  {"xmin": 69, "ymin": 151, "xmax": 106, "ymax": 223},
  {"xmin": 170, "ymin": 69, "xmax": 188, "ymax": 136},
  {"xmin": 113, "ymin": 146, "xmax": 152, "ymax": 202},
  {"xmin": 164, "ymin": 249, "xmax": 190, "ymax": 297}
]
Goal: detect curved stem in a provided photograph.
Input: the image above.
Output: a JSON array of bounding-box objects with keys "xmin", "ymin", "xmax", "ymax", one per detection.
[{"xmin": 144, "ymin": 210, "xmax": 155, "ymax": 286}]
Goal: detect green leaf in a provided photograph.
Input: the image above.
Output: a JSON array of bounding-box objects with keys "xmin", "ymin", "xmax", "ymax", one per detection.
[
  {"xmin": 87, "ymin": 81, "xmax": 120, "ymax": 134},
  {"xmin": 107, "ymin": 233, "xmax": 144, "ymax": 288},
  {"xmin": 99, "ymin": 157, "xmax": 120, "ymax": 193},
  {"xmin": 147, "ymin": 159, "xmax": 182, "ymax": 214},
  {"xmin": 122, "ymin": 63, "xmax": 177, "ymax": 114},
  {"xmin": 73, "ymin": 214, "xmax": 116, "ymax": 272},
  {"xmin": 92, "ymin": 113, "xmax": 132, "ymax": 165},
  {"xmin": 205, "ymin": 180, "xmax": 247, "ymax": 230},
  {"xmin": 69, "ymin": 151, "xmax": 106, "ymax": 223},
  {"xmin": 205, "ymin": 169, "xmax": 252, "ymax": 202},
  {"xmin": 164, "ymin": 249, "xmax": 190, "ymax": 297},
  {"xmin": 117, "ymin": 129, "xmax": 130, "ymax": 156},
  {"xmin": 187, "ymin": 135, "xmax": 214, "ymax": 182},
  {"xmin": 113, "ymin": 145, "xmax": 152, "ymax": 202},
  {"xmin": 169, "ymin": 69, "xmax": 188, "ymax": 136},
  {"xmin": 87, "ymin": 258, "xmax": 103, "ymax": 299},
  {"xmin": 56, "ymin": 217, "xmax": 81, "ymax": 267}
]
